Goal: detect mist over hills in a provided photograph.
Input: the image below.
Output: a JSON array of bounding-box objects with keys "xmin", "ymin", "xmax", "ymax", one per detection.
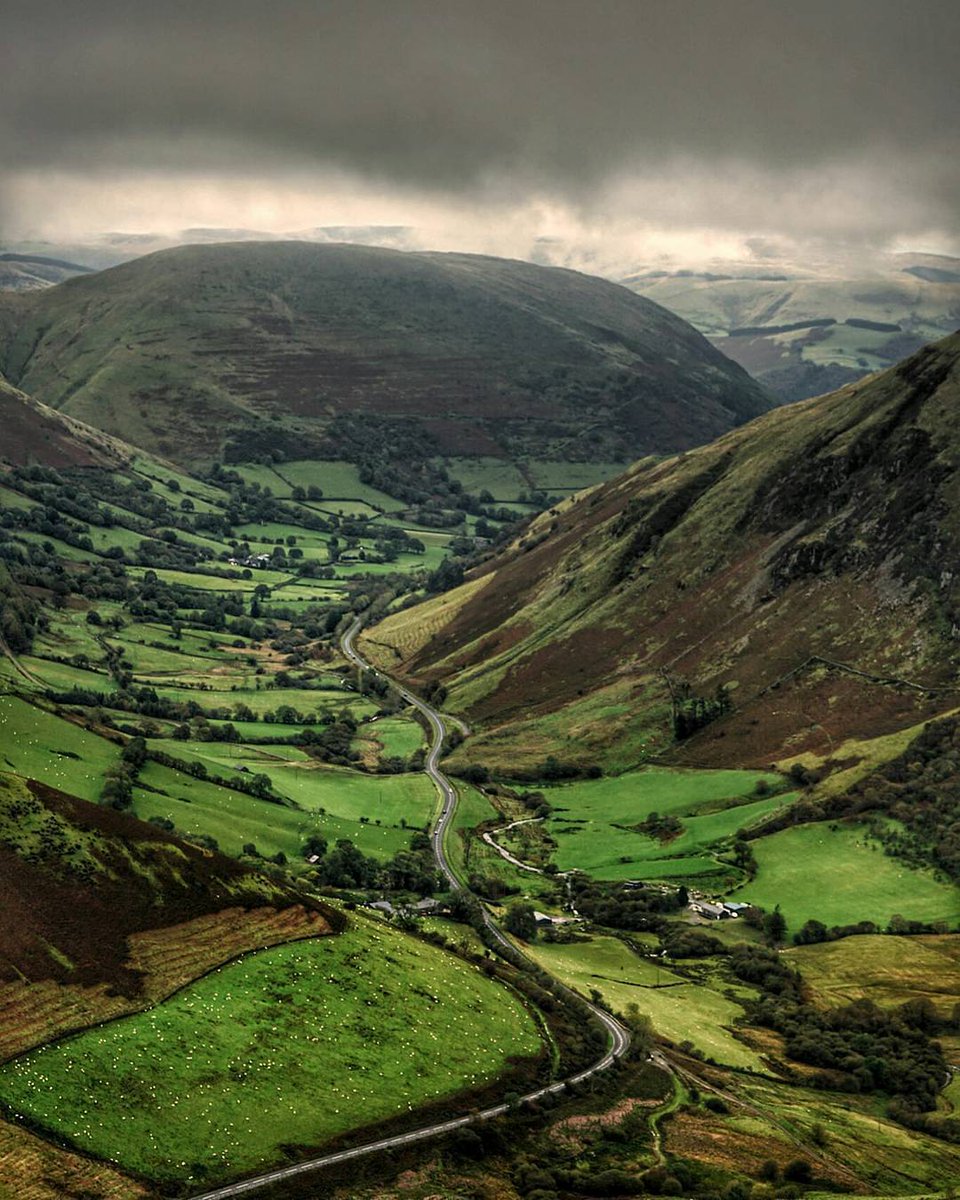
[
  {"xmin": 362, "ymin": 332, "xmax": 960, "ymax": 775},
  {"xmin": 7, "ymin": 228, "xmax": 957, "ymax": 409},
  {"xmin": 621, "ymin": 250, "xmax": 960, "ymax": 403},
  {"xmin": 0, "ymin": 241, "xmax": 770, "ymax": 466}
]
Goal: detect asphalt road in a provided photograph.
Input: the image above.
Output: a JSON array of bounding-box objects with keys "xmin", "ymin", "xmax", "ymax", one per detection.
[{"xmin": 188, "ymin": 617, "xmax": 630, "ymax": 1200}]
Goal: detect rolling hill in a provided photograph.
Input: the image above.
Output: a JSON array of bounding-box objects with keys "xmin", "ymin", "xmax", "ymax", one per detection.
[
  {"xmin": 360, "ymin": 331, "xmax": 960, "ymax": 775},
  {"xmin": 0, "ymin": 253, "xmax": 94, "ymax": 292},
  {"xmin": 0, "ymin": 241, "xmax": 771, "ymax": 466},
  {"xmin": 628, "ymin": 252, "xmax": 960, "ymax": 403}
]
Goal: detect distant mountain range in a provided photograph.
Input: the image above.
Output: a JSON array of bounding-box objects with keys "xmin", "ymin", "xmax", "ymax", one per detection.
[
  {"xmin": 361, "ymin": 332, "xmax": 960, "ymax": 775},
  {"xmin": 626, "ymin": 251, "xmax": 960, "ymax": 402},
  {"xmin": 0, "ymin": 241, "xmax": 770, "ymax": 466},
  {"xmin": 0, "ymin": 253, "xmax": 94, "ymax": 291}
]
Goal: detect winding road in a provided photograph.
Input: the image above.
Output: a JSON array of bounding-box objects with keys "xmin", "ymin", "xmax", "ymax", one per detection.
[{"xmin": 189, "ymin": 617, "xmax": 630, "ymax": 1200}]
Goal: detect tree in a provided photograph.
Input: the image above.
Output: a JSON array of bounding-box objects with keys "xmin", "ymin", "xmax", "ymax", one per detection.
[
  {"xmin": 764, "ymin": 904, "xmax": 787, "ymax": 944},
  {"xmin": 504, "ymin": 902, "xmax": 537, "ymax": 941}
]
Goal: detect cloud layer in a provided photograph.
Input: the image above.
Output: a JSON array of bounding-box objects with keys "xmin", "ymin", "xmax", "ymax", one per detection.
[{"xmin": 2, "ymin": 0, "xmax": 957, "ymax": 253}]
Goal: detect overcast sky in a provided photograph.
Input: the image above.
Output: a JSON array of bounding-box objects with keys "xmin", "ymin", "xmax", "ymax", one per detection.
[{"xmin": 2, "ymin": 0, "xmax": 957, "ymax": 266}]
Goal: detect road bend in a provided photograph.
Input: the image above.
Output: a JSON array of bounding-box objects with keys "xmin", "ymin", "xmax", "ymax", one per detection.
[{"xmin": 188, "ymin": 618, "xmax": 630, "ymax": 1200}]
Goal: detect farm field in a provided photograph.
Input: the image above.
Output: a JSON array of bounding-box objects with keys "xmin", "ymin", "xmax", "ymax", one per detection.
[
  {"xmin": 442, "ymin": 457, "xmax": 529, "ymax": 499},
  {"xmin": 525, "ymin": 460, "xmax": 627, "ymax": 493},
  {"xmin": 0, "ymin": 919, "xmax": 543, "ymax": 1187},
  {"xmin": 787, "ymin": 935, "xmax": 960, "ymax": 1016},
  {"xmin": 541, "ymin": 767, "xmax": 788, "ymax": 880},
  {"xmin": 0, "ymin": 695, "xmax": 119, "ymax": 803},
  {"xmin": 353, "ymin": 714, "xmax": 425, "ymax": 760},
  {"xmin": 132, "ymin": 759, "xmax": 433, "ymax": 861},
  {"xmin": 276, "ymin": 460, "xmax": 404, "ymax": 511},
  {"xmin": 443, "ymin": 784, "xmax": 500, "ymax": 884},
  {"xmin": 523, "ymin": 935, "xmax": 765, "ymax": 1071},
  {"xmin": 736, "ymin": 823, "xmax": 960, "ymax": 931}
]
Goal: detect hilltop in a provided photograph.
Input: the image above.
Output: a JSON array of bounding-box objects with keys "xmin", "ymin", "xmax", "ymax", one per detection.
[
  {"xmin": 0, "ymin": 241, "xmax": 770, "ymax": 466},
  {"xmin": 361, "ymin": 332, "xmax": 960, "ymax": 774},
  {"xmin": 0, "ymin": 253, "xmax": 94, "ymax": 292}
]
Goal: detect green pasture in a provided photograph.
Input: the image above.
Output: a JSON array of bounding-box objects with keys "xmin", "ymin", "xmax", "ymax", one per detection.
[
  {"xmin": 131, "ymin": 458, "xmax": 228, "ymax": 506},
  {"xmin": 145, "ymin": 682, "xmax": 372, "ymax": 719},
  {"xmin": 356, "ymin": 715, "xmax": 425, "ymax": 759},
  {"xmin": 125, "ymin": 565, "xmax": 260, "ymax": 592},
  {"xmin": 443, "ymin": 784, "xmax": 500, "ymax": 883},
  {"xmin": 525, "ymin": 460, "xmax": 626, "ymax": 492},
  {"xmin": 20, "ymin": 656, "xmax": 118, "ymax": 694},
  {"xmin": 0, "ymin": 921, "xmax": 542, "ymax": 1186},
  {"xmin": 0, "ymin": 695, "xmax": 118, "ymax": 803},
  {"xmin": 148, "ymin": 738, "xmax": 312, "ymax": 773},
  {"xmin": 736, "ymin": 822, "xmax": 960, "ymax": 931},
  {"xmin": 255, "ymin": 762, "xmax": 438, "ymax": 828},
  {"xmin": 276, "ymin": 460, "xmax": 404, "ymax": 512},
  {"xmin": 523, "ymin": 935, "xmax": 764, "ymax": 1071},
  {"xmin": 133, "ymin": 759, "xmax": 436, "ymax": 860},
  {"xmin": 0, "ymin": 483, "xmax": 39, "ymax": 510},
  {"xmin": 443, "ymin": 457, "xmax": 528, "ymax": 500},
  {"xmin": 541, "ymin": 767, "xmax": 786, "ymax": 879},
  {"xmin": 12, "ymin": 530, "xmax": 100, "ymax": 563},
  {"xmin": 232, "ymin": 521, "xmax": 331, "ymax": 550}
]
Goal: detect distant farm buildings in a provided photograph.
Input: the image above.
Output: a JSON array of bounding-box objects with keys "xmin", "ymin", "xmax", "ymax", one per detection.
[
  {"xmin": 227, "ymin": 553, "xmax": 273, "ymax": 568},
  {"xmin": 690, "ymin": 900, "xmax": 750, "ymax": 920}
]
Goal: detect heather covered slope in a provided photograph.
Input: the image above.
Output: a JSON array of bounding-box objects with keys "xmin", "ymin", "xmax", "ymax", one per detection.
[
  {"xmin": 0, "ymin": 771, "xmax": 337, "ymax": 1011},
  {"xmin": 0, "ymin": 377, "xmax": 130, "ymax": 468},
  {"xmin": 362, "ymin": 333, "xmax": 960, "ymax": 773},
  {"xmin": 0, "ymin": 241, "xmax": 770, "ymax": 465}
]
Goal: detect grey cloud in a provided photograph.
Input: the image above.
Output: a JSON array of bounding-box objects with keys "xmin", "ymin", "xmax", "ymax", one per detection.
[{"xmin": 1, "ymin": 0, "xmax": 958, "ymax": 240}]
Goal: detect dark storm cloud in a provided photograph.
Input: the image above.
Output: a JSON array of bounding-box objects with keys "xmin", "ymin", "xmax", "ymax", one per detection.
[{"xmin": 1, "ymin": 0, "xmax": 958, "ymax": 238}]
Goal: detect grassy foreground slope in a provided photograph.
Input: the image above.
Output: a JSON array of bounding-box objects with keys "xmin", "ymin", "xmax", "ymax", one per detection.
[
  {"xmin": 0, "ymin": 241, "xmax": 770, "ymax": 465},
  {"xmin": 0, "ymin": 920, "xmax": 542, "ymax": 1188},
  {"xmin": 364, "ymin": 333, "xmax": 960, "ymax": 775}
]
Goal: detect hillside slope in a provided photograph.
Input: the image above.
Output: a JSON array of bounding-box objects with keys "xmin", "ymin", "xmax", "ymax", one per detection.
[
  {"xmin": 0, "ymin": 253, "xmax": 93, "ymax": 292},
  {"xmin": 362, "ymin": 333, "xmax": 960, "ymax": 773},
  {"xmin": 0, "ymin": 377, "xmax": 131, "ymax": 468},
  {"xmin": 0, "ymin": 771, "xmax": 337, "ymax": 1030},
  {"xmin": 0, "ymin": 241, "xmax": 770, "ymax": 465}
]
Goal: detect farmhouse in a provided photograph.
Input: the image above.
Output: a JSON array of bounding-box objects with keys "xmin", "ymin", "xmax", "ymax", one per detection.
[
  {"xmin": 690, "ymin": 900, "xmax": 747, "ymax": 920},
  {"xmin": 533, "ymin": 910, "xmax": 576, "ymax": 928}
]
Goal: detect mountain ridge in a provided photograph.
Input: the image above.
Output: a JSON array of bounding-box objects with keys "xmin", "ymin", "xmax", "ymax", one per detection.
[
  {"xmin": 361, "ymin": 332, "xmax": 960, "ymax": 774},
  {"xmin": 0, "ymin": 240, "xmax": 771, "ymax": 466}
]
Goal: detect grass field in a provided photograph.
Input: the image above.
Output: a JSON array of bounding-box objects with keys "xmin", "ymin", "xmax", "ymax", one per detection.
[
  {"xmin": 541, "ymin": 767, "xmax": 788, "ymax": 880},
  {"xmin": 731, "ymin": 1073, "xmax": 960, "ymax": 1194},
  {"xmin": 276, "ymin": 461, "xmax": 404, "ymax": 512},
  {"xmin": 523, "ymin": 935, "xmax": 765, "ymax": 1071},
  {"xmin": 442, "ymin": 785, "xmax": 500, "ymax": 883},
  {"xmin": 0, "ymin": 696, "xmax": 119, "ymax": 803},
  {"xmin": 354, "ymin": 715, "xmax": 425, "ymax": 760},
  {"xmin": 525, "ymin": 460, "xmax": 627, "ymax": 493},
  {"xmin": 0, "ymin": 918, "xmax": 543, "ymax": 1186},
  {"xmin": 132, "ymin": 759, "xmax": 435, "ymax": 861},
  {"xmin": 788, "ymin": 934, "xmax": 960, "ymax": 1016},
  {"xmin": 443, "ymin": 458, "xmax": 528, "ymax": 500},
  {"xmin": 736, "ymin": 823, "xmax": 960, "ymax": 930}
]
